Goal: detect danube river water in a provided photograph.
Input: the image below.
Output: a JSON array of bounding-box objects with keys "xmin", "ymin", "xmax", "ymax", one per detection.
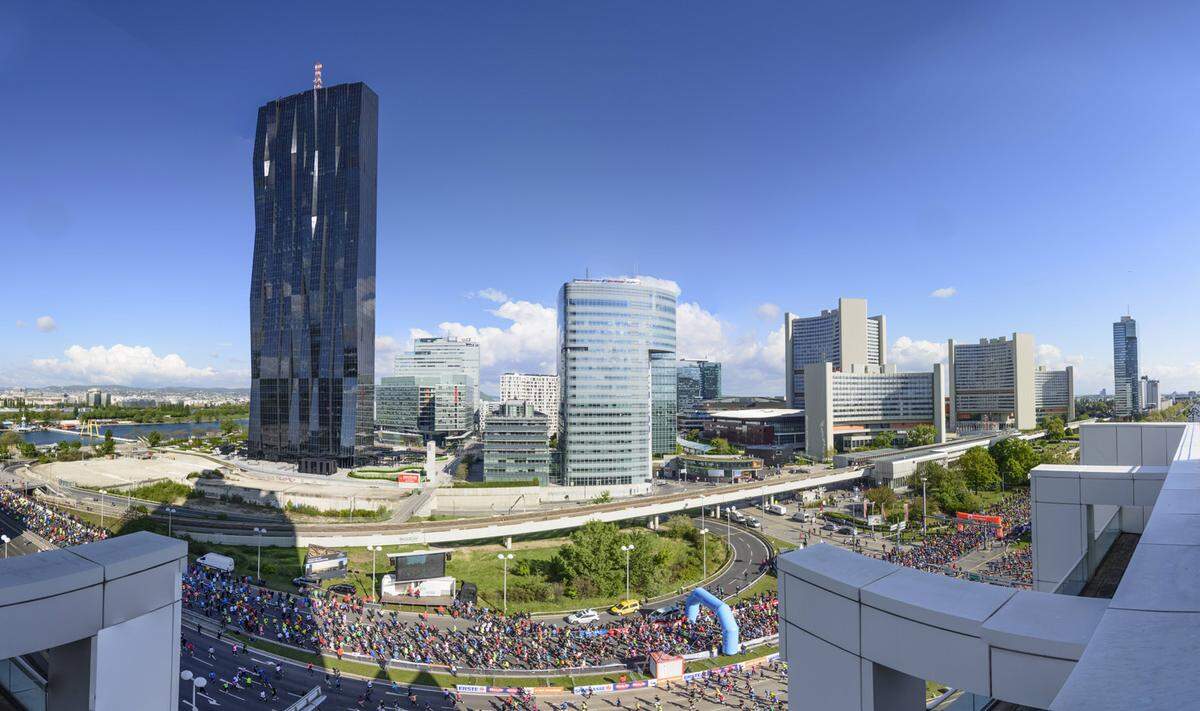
[{"xmin": 18, "ymin": 418, "xmax": 249, "ymax": 445}]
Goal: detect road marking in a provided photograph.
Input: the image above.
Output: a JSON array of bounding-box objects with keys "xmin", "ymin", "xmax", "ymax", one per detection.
[{"xmin": 191, "ymin": 657, "xmax": 214, "ymax": 667}]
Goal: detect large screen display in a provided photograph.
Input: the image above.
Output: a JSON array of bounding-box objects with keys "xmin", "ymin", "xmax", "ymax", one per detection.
[{"xmin": 392, "ymin": 552, "xmax": 447, "ymax": 581}]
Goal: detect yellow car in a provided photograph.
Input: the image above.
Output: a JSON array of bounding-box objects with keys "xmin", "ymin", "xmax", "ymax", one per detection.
[{"xmin": 610, "ymin": 599, "xmax": 640, "ymax": 616}]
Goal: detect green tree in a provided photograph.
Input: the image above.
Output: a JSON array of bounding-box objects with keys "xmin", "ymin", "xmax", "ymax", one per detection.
[
  {"xmin": 0, "ymin": 430, "xmax": 23, "ymax": 452},
  {"xmin": 870, "ymin": 430, "xmax": 896, "ymax": 449},
  {"xmin": 18, "ymin": 441, "xmax": 39, "ymax": 459},
  {"xmin": 555, "ymin": 521, "xmax": 626, "ymax": 596},
  {"xmin": 220, "ymin": 420, "xmax": 238, "ymax": 436},
  {"xmin": 906, "ymin": 424, "xmax": 937, "ymax": 447},
  {"xmin": 1044, "ymin": 416, "xmax": 1066, "ymax": 441},
  {"xmin": 864, "ymin": 486, "xmax": 899, "ymax": 517},
  {"xmin": 96, "ymin": 430, "xmax": 116, "ymax": 456},
  {"xmin": 916, "ymin": 461, "xmax": 981, "ymax": 515},
  {"xmin": 146, "ymin": 431, "xmax": 163, "ymax": 448},
  {"xmin": 956, "ymin": 446, "xmax": 1001, "ymax": 491},
  {"xmin": 708, "ymin": 437, "xmax": 732, "ymax": 455},
  {"xmin": 989, "ymin": 438, "xmax": 1039, "ymax": 487}
]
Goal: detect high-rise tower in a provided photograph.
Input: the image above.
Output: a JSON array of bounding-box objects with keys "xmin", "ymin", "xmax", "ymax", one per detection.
[
  {"xmin": 1113, "ymin": 315, "xmax": 1140, "ymax": 417},
  {"xmin": 248, "ymin": 80, "xmax": 378, "ymax": 472}
]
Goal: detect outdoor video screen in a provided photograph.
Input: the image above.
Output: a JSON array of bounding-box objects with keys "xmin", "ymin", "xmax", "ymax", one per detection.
[{"xmin": 393, "ymin": 552, "xmax": 447, "ymax": 581}]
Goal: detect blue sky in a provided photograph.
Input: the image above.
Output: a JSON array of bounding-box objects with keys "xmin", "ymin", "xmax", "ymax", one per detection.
[{"xmin": 2, "ymin": 1, "xmax": 1199, "ymax": 395}]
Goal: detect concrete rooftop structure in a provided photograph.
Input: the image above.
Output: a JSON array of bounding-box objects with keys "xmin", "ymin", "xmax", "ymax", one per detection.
[{"xmin": 778, "ymin": 421, "xmax": 1200, "ymax": 710}]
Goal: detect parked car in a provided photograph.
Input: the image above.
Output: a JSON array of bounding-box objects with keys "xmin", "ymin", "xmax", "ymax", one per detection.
[
  {"xmin": 327, "ymin": 583, "xmax": 357, "ymax": 595},
  {"xmin": 566, "ymin": 609, "xmax": 600, "ymax": 625},
  {"xmin": 821, "ymin": 522, "xmax": 837, "ymax": 532},
  {"xmin": 610, "ymin": 599, "xmax": 641, "ymax": 616},
  {"xmin": 744, "ymin": 517, "xmax": 762, "ymax": 529},
  {"xmin": 792, "ymin": 511, "xmax": 815, "ymax": 523},
  {"xmin": 836, "ymin": 526, "xmax": 856, "ymax": 536},
  {"xmin": 292, "ymin": 576, "xmax": 319, "ymax": 588},
  {"xmin": 730, "ymin": 511, "xmax": 747, "ymax": 523},
  {"xmin": 644, "ymin": 604, "xmax": 683, "ymax": 623}
]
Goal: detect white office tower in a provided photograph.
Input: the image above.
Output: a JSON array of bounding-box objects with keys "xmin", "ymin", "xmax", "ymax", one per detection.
[
  {"xmin": 784, "ymin": 298, "xmax": 886, "ymax": 409},
  {"xmin": 558, "ymin": 278, "xmax": 678, "ymax": 487},
  {"xmin": 1113, "ymin": 315, "xmax": 1140, "ymax": 417},
  {"xmin": 1035, "ymin": 365, "xmax": 1076, "ymax": 422},
  {"xmin": 500, "ymin": 373, "xmax": 560, "ymax": 436},
  {"xmin": 803, "ymin": 362, "xmax": 946, "ymax": 459},
  {"xmin": 948, "ymin": 333, "xmax": 1036, "ymax": 432},
  {"xmin": 395, "ymin": 336, "xmax": 481, "ymax": 412},
  {"xmin": 1144, "ymin": 377, "xmax": 1160, "ymax": 411}
]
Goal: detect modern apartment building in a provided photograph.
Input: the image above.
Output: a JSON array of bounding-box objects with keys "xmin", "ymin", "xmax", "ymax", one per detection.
[
  {"xmin": 676, "ymin": 359, "xmax": 723, "ymax": 421},
  {"xmin": 803, "ymin": 362, "xmax": 946, "ymax": 459},
  {"xmin": 499, "ymin": 373, "xmax": 560, "ymax": 436},
  {"xmin": 784, "ymin": 298, "xmax": 886, "ymax": 409},
  {"xmin": 1035, "ymin": 365, "xmax": 1076, "ymax": 422},
  {"xmin": 482, "ymin": 400, "xmax": 551, "ymax": 485},
  {"xmin": 395, "ymin": 337, "xmax": 480, "ymax": 413},
  {"xmin": 376, "ymin": 374, "xmax": 474, "ymax": 441},
  {"xmin": 558, "ymin": 278, "xmax": 678, "ymax": 487},
  {"xmin": 1139, "ymin": 375, "xmax": 1160, "ymax": 412},
  {"xmin": 1113, "ymin": 315, "xmax": 1139, "ymax": 417},
  {"xmin": 948, "ymin": 333, "xmax": 1035, "ymax": 433},
  {"xmin": 248, "ymin": 81, "xmax": 377, "ymax": 473}
]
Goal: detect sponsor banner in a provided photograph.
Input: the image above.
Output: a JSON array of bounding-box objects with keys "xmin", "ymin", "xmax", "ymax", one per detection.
[
  {"xmin": 574, "ymin": 684, "xmax": 613, "ymax": 695},
  {"xmin": 682, "ymin": 651, "xmax": 712, "ymax": 661},
  {"xmin": 397, "ymin": 473, "xmax": 420, "ymax": 484},
  {"xmin": 486, "ymin": 687, "xmax": 523, "ymax": 695},
  {"xmin": 455, "ymin": 685, "xmax": 488, "ymax": 694},
  {"xmin": 573, "ymin": 680, "xmax": 659, "ymax": 695}
]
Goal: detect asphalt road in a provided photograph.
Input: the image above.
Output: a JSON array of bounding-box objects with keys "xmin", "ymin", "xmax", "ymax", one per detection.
[
  {"xmin": 178, "ymin": 618, "xmax": 788, "ymax": 711},
  {"xmin": 0, "ymin": 509, "xmax": 50, "ymax": 558}
]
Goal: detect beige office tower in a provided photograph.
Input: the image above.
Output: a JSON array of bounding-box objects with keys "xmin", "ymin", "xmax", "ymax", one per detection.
[
  {"xmin": 948, "ymin": 332, "xmax": 1035, "ymax": 433},
  {"xmin": 784, "ymin": 297, "xmax": 887, "ymax": 410}
]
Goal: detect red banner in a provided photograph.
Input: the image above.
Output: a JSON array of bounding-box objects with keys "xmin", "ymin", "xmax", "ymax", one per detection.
[{"xmin": 956, "ymin": 511, "xmax": 1005, "ymax": 538}]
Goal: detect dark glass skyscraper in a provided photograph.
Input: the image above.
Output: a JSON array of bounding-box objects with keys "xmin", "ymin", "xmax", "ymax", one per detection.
[{"xmin": 248, "ymin": 81, "xmax": 377, "ymax": 470}]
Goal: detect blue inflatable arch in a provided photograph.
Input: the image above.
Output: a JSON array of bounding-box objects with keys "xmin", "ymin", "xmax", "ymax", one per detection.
[{"xmin": 685, "ymin": 587, "xmax": 740, "ymax": 655}]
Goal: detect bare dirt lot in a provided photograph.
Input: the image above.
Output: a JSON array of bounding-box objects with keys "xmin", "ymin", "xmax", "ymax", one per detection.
[{"xmin": 36, "ymin": 452, "xmax": 217, "ymax": 488}]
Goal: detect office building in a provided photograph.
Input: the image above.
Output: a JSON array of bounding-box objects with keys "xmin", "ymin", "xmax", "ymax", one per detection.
[
  {"xmin": 784, "ymin": 298, "xmax": 886, "ymax": 409},
  {"xmin": 948, "ymin": 333, "xmax": 1035, "ymax": 433},
  {"xmin": 248, "ymin": 80, "xmax": 377, "ymax": 473},
  {"xmin": 702, "ymin": 408, "xmax": 805, "ymax": 464},
  {"xmin": 1035, "ymin": 365, "xmax": 1076, "ymax": 422},
  {"xmin": 395, "ymin": 337, "xmax": 480, "ymax": 414},
  {"xmin": 1113, "ymin": 315, "xmax": 1139, "ymax": 417},
  {"xmin": 803, "ymin": 362, "xmax": 946, "ymax": 459},
  {"xmin": 499, "ymin": 373, "xmax": 560, "ymax": 436},
  {"xmin": 676, "ymin": 359, "xmax": 722, "ymax": 424},
  {"xmin": 376, "ymin": 373, "xmax": 474, "ymax": 441},
  {"xmin": 778, "ymin": 421, "xmax": 1200, "ymax": 710},
  {"xmin": 482, "ymin": 400, "xmax": 551, "ymax": 485},
  {"xmin": 1139, "ymin": 375, "xmax": 1160, "ymax": 412},
  {"xmin": 558, "ymin": 278, "xmax": 677, "ymax": 487}
]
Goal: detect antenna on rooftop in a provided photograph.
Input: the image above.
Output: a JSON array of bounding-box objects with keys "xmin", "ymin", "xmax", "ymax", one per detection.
[{"xmin": 313, "ymin": 63, "xmax": 324, "ymax": 89}]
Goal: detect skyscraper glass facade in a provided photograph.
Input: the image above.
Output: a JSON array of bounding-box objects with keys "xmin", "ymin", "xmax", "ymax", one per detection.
[
  {"xmin": 558, "ymin": 278, "xmax": 678, "ymax": 486},
  {"xmin": 1113, "ymin": 316, "xmax": 1140, "ymax": 417},
  {"xmin": 248, "ymin": 82, "xmax": 377, "ymax": 467}
]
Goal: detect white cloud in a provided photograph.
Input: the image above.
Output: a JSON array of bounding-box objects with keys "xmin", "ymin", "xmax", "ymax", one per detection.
[
  {"xmin": 888, "ymin": 336, "xmax": 947, "ymax": 371},
  {"xmin": 437, "ymin": 300, "xmax": 558, "ymax": 370},
  {"xmin": 617, "ymin": 275, "xmax": 682, "ymax": 296},
  {"xmin": 756, "ymin": 303, "xmax": 781, "ymax": 321},
  {"xmin": 15, "ymin": 320, "xmax": 26, "ymax": 328},
  {"xmin": 469, "ymin": 288, "xmax": 509, "ymax": 303},
  {"xmin": 36, "ymin": 316, "xmax": 57, "ymax": 332},
  {"xmin": 677, "ymin": 302, "xmax": 783, "ymax": 395},
  {"xmin": 930, "ymin": 287, "xmax": 957, "ymax": 299},
  {"xmin": 30, "ymin": 344, "xmax": 245, "ymax": 387}
]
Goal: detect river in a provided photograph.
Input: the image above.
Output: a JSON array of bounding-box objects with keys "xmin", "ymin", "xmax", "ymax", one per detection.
[{"xmin": 17, "ymin": 419, "xmax": 249, "ymax": 445}]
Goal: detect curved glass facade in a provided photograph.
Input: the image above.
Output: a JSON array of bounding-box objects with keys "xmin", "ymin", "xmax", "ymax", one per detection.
[
  {"xmin": 248, "ymin": 82, "xmax": 377, "ymax": 466},
  {"xmin": 558, "ymin": 279, "xmax": 677, "ymax": 486}
]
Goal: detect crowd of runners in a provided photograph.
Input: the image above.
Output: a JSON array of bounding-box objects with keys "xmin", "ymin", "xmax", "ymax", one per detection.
[
  {"xmin": 0, "ymin": 488, "xmax": 108, "ymax": 547},
  {"xmin": 877, "ymin": 489, "xmax": 1032, "ymax": 583},
  {"xmin": 182, "ymin": 562, "xmax": 778, "ymax": 671}
]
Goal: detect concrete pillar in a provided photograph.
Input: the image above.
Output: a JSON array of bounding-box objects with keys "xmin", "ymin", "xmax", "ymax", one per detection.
[
  {"xmin": 504, "ymin": 536, "xmax": 512, "ymax": 550},
  {"xmin": 861, "ymin": 661, "xmax": 926, "ymax": 711},
  {"xmin": 650, "ymin": 515, "xmax": 660, "ymax": 530}
]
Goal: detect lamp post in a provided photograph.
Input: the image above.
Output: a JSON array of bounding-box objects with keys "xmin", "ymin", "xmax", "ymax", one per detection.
[
  {"xmin": 497, "ymin": 553, "xmax": 514, "ymax": 613},
  {"xmin": 165, "ymin": 507, "xmax": 176, "ymax": 538},
  {"xmin": 99, "ymin": 489, "xmax": 107, "ymax": 530},
  {"xmin": 180, "ymin": 669, "xmax": 207, "ymax": 710},
  {"xmin": 620, "ymin": 544, "xmax": 635, "ymax": 600},
  {"xmin": 252, "ymin": 527, "xmax": 266, "ymax": 581},
  {"xmin": 1, "ymin": 534, "xmax": 9, "ymax": 558},
  {"xmin": 920, "ymin": 476, "xmax": 928, "ymax": 538},
  {"xmin": 699, "ymin": 529, "xmax": 709, "ymax": 579},
  {"xmin": 369, "ymin": 545, "xmax": 383, "ymax": 601}
]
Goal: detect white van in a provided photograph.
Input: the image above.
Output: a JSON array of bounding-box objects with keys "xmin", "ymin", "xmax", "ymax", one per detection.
[
  {"xmin": 764, "ymin": 503, "xmax": 787, "ymax": 516},
  {"xmin": 196, "ymin": 552, "xmax": 235, "ymax": 573}
]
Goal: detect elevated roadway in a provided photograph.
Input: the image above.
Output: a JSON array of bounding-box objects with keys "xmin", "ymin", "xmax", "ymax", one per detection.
[{"xmin": 172, "ymin": 467, "xmax": 866, "ymax": 547}]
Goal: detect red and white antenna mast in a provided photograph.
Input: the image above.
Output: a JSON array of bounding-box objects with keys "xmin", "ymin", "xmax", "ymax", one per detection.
[{"xmin": 313, "ymin": 62, "xmax": 323, "ymax": 89}]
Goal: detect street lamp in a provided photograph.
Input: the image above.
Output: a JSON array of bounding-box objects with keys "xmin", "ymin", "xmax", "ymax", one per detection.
[
  {"xmin": 1, "ymin": 534, "xmax": 9, "ymax": 558},
  {"xmin": 252, "ymin": 527, "xmax": 266, "ymax": 580},
  {"xmin": 165, "ymin": 507, "xmax": 177, "ymax": 538},
  {"xmin": 699, "ymin": 529, "xmax": 709, "ymax": 579},
  {"xmin": 368, "ymin": 545, "xmax": 383, "ymax": 600},
  {"xmin": 180, "ymin": 669, "xmax": 207, "ymax": 710},
  {"xmin": 920, "ymin": 476, "xmax": 928, "ymax": 538},
  {"xmin": 497, "ymin": 553, "xmax": 514, "ymax": 614},
  {"xmin": 620, "ymin": 544, "xmax": 635, "ymax": 600}
]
